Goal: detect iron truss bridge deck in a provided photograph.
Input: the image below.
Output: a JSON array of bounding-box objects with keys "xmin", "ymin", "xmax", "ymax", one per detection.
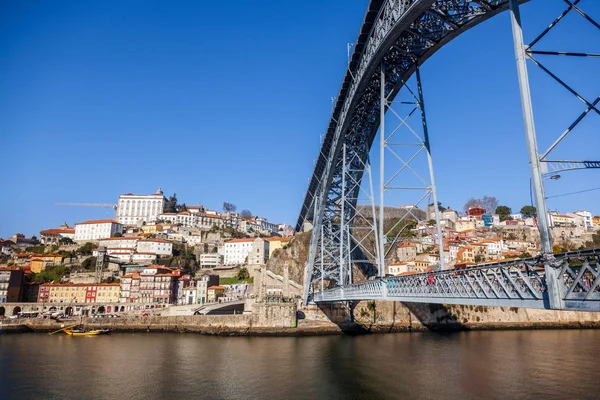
[{"xmin": 313, "ymin": 250, "xmax": 600, "ymax": 311}]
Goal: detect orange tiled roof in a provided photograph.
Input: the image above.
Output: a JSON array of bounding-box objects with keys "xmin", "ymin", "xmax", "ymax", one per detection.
[
  {"xmin": 226, "ymin": 238, "xmax": 255, "ymax": 243},
  {"xmin": 76, "ymin": 219, "xmax": 121, "ymax": 225},
  {"xmin": 40, "ymin": 228, "xmax": 75, "ymax": 235}
]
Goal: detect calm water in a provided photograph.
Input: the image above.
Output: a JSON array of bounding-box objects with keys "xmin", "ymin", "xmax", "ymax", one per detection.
[{"xmin": 1, "ymin": 330, "xmax": 599, "ymax": 400}]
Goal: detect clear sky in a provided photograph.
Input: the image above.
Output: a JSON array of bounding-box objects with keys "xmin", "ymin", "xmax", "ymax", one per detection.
[{"xmin": 1, "ymin": 0, "xmax": 598, "ymax": 238}]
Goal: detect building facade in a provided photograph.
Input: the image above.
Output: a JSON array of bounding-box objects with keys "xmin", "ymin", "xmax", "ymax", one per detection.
[
  {"xmin": 223, "ymin": 238, "xmax": 255, "ymax": 265},
  {"xmin": 37, "ymin": 283, "xmax": 120, "ymax": 303},
  {"xmin": 249, "ymin": 238, "xmax": 269, "ymax": 265},
  {"xmin": 199, "ymin": 253, "xmax": 223, "ymax": 269},
  {"xmin": 74, "ymin": 220, "xmax": 123, "ymax": 242},
  {"xmin": 116, "ymin": 188, "xmax": 166, "ymax": 226},
  {"xmin": 0, "ymin": 268, "xmax": 24, "ymax": 303},
  {"xmin": 39, "ymin": 225, "xmax": 75, "ymax": 245}
]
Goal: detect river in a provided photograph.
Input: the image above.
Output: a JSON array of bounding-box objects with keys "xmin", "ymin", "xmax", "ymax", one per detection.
[{"xmin": 1, "ymin": 330, "xmax": 599, "ymax": 400}]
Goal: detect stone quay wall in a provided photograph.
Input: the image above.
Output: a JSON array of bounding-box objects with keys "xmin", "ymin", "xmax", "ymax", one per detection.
[
  {"xmin": 1, "ymin": 303, "xmax": 298, "ymax": 336},
  {"xmin": 302, "ymin": 301, "xmax": 600, "ymax": 332}
]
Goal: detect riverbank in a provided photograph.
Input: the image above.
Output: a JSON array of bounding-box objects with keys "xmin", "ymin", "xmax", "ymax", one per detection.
[{"xmin": 4, "ymin": 301, "xmax": 600, "ymax": 336}]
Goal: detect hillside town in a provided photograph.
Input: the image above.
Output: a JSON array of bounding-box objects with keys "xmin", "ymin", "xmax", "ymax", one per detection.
[{"xmin": 0, "ymin": 189, "xmax": 598, "ymax": 317}]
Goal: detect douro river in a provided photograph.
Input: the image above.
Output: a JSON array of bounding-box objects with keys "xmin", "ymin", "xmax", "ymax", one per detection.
[{"xmin": 1, "ymin": 330, "xmax": 599, "ymax": 399}]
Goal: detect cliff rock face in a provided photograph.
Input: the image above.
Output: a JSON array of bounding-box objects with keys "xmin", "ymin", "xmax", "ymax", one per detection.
[
  {"xmin": 266, "ymin": 232, "xmax": 310, "ymax": 285},
  {"xmin": 266, "ymin": 206, "xmax": 425, "ymax": 286}
]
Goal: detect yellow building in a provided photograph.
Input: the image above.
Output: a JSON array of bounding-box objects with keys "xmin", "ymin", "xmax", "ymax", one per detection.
[
  {"xmin": 265, "ymin": 236, "xmax": 294, "ymax": 258},
  {"xmin": 592, "ymin": 216, "xmax": 600, "ymax": 229},
  {"xmin": 30, "ymin": 254, "xmax": 63, "ymax": 273},
  {"xmin": 142, "ymin": 224, "xmax": 162, "ymax": 234},
  {"xmin": 207, "ymin": 285, "xmax": 225, "ymax": 302},
  {"xmin": 40, "ymin": 283, "xmax": 120, "ymax": 303},
  {"xmin": 405, "ymin": 259, "xmax": 433, "ymax": 272}
]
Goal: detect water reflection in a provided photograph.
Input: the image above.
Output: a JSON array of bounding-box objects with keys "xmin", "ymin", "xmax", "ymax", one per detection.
[{"xmin": 1, "ymin": 330, "xmax": 599, "ymax": 400}]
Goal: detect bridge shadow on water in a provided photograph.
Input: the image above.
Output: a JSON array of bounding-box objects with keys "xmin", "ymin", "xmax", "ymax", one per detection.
[
  {"xmin": 317, "ymin": 301, "xmax": 469, "ymax": 335},
  {"xmin": 402, "ymin": 302, "xmax": 469, "ymax": 334}
]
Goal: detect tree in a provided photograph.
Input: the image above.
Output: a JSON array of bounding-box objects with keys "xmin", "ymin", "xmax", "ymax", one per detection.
[
  {"xmin": 427, "ymin": 219, "xmax": 436, "ymax": 226},
  {"xmin": 112, "ymin": 232, "xmax": 122, "ymax": 238},
  {"xmin": 236, "ymin": 267, "xmax": 250, "ymax": 281},
  {"xmin": 429, "ymin": 202, "xmax": 447, "ymax": 213},
  {"xmin": 77, "ymin": 242, "xmax": 96, "ymax": 256},
  {"xmin": 164, "ymin": 193, "xmax": 178, "ymax": 213},
  {"xmin": 474, "ymin": 255, "xmax": 483, "ymax": 263},
  {"xmin": 463, "ymin": 197, "xmax": 481, "ymax": 213},
  {"xmin": 520, "ymin": 205, "xmax": 537, "ymax": 218},
  {"xmin": 495, "ymin": 205, "xmax": 512, "ymax": 221},
  {"xmin": 241, "ymin": 209, "xmax": 252, "ymax": 217},
  {"xmin": 223, "ymin": 202, "xmax": 237, "ymax": 212},
  {"xmin": 81, "ymin": 256, "xmax": 96, "ymax": 270},
  {"xmin": 482, "ymin": 196, "xmax": 499, "ymax": 216},
  {"xmin": 59, "ymin": 237, "xmax": 75, "ymax": 245},
  {"xmin": 177, "ymin": 203, "xmax": 188, "ymax": 213}
]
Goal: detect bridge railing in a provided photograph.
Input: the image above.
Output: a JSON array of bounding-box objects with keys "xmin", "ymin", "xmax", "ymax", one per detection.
[{"xmin": 313, "ymin": 250, "xmax": 600, "ymax": 310}]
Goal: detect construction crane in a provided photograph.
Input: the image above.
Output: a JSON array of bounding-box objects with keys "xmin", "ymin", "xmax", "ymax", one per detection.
[{"xmin": 54, "ymin": 202, "xmax": 117, "ymax": 210}]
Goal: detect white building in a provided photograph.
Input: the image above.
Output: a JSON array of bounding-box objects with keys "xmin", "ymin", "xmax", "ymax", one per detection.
[
  {"xmin": 388, "ymin": 262, "xmax": 410, "ymax": 276},
  {"xmin": 481, "ymin": 238, "xmax": 504, "ymax": 257},
  {"xmin": 158, "ymin": 211, "xmax": 224, "ymax": 230},
  {"xmin": 137, "ymin": 239, "xmax": 172, "ymax": 256},
  {"xmin": 97, "ymin": 237, "xmax": 172, "ymax": 263},
  {"xmin": 574, "ymin": 210, "xmax": 593, "ymax": 230},
  {"xmin": 223, "ymin": 238, "xmax": 255, "ymax": 265},
  {"xmin": 74, "ymin": 220, "xmax": 123, "ymax": 242},
  {"xmin": 116, "ymin": 188, "xmax": 166, "ymax": 226},
  {"xmin": 200, "ymin": 253, "xmax": 224, "ymax": 269}
]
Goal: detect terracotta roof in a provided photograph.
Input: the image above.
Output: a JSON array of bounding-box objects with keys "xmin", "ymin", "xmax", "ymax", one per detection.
[
  {"xmin": 41, "ymin": 283, "xmax": 119, "ymax": 287},
  {"xmin": 208, "ymin": 285, "xmax": 224, "ymax": 290},
  {"xmin": 100, "ymin": 237, "xmax": 138, "ymax": 241},
  {"xmin": 226, "ymin": 238, "xmax": 255, "ymax": 243},
  {"xmin": 40, "ymin": 228, "xmax": 75, "ymax": 235},
  {"xmin": 76, "ymin": 219, "xmax": 121, "ymax": 225}
]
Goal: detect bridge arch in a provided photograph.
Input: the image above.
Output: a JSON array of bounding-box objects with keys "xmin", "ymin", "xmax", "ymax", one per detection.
[
  {"xmin": 0, "ymin": 306, "xmax": 5, "ymax": 316},
  {"xmin": 12, "ymin": 306, "xmax": 21, "ymax": 316}
]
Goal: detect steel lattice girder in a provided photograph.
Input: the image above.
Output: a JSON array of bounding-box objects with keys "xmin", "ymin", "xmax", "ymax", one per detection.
[
  {"xmin": 313, "ymin": 250, "xmax": 600, "ymax": 311},
  {"xmin": 300, "ymin": 0, "xmax": 530, "ymax": 304},
  {"xmin": 296, "ymin": 0, "xmax": 529, "ymax": 233}
]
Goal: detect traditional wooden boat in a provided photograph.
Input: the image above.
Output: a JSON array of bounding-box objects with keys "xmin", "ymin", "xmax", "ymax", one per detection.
[{"xmin": 49, "ymin": 325, "xmax": 113, "ymax": 336}]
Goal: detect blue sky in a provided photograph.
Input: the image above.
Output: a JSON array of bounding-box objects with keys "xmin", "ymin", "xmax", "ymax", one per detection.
[{"xmin": 1, "ymin": 0, "xmax": 598, "ymax": 238}]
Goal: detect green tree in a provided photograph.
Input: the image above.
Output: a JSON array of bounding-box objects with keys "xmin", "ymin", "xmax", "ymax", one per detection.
[
  {"xmin": 112, "ymin": 232, "xmax": 123, "ymax": 238},
  {"xmin": 77, "ymin": 242, "xmax": 96, "ymax": 256},
  {"xmin": 520, "ymin": 205, "xmax": 537, "ymax": 218},
  {"xmin": 427, "ymin": 219, "xmax": 436, "ymax": 226},
  {"xmin": 495, "ymin": 205, "xmax": 512, "ymax": 221},
  {"xmin": 164, "ymin": 193, "xmax": 178, "ymax": 213},
  {"xmin": 474, "ymin": 255, "xmax": 483, "ymax": 263},
  {"xmin": 236, "ymin": 267, "xmax": 250, "ymax": 281},
  {"xmin": 59, "ymin": 237, "xmax": 75, "ymax": 245},
  {"xmin": 81, "ymin": 256, "xmax": 97, "ymax": 270},
  {"xmin": 26, "ymin": 245, "xmax": 46, "ymax": 254}
]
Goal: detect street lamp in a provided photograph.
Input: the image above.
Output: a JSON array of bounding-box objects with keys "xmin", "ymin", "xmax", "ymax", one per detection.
[{"xmin": 530, "ymin": 174, "xmax": 561, "ymax": 207}]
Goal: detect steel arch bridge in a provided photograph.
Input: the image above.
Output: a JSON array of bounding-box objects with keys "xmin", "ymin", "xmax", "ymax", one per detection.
[{"xmin": 297, "ymin": 0, "xmax": 600, "ymax": 311}]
